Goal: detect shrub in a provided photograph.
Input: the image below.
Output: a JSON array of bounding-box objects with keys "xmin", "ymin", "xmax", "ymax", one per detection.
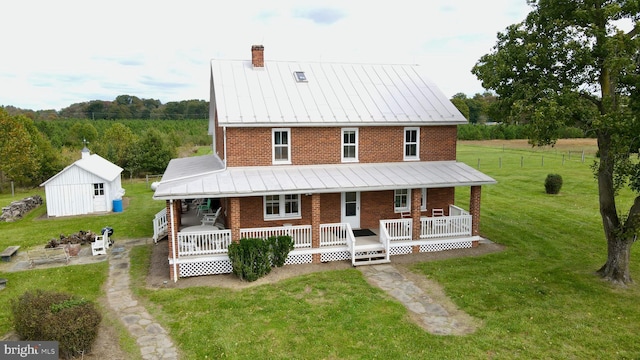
[
  {"xmin": 228, "ymin": 235, "xmax": 295, "ymax": 281},
  {"xmin": 228, "ymin": 238, "xmax": 272, "ymax": 282},
  {"xmin": 11, "ymin": 290, "xmax": 102, "ymax": 359},
  {"xmin": 269, "ymin": 235, "xmax": 295, "ymax": 267},
  {"xmin": 545, "ymin": 174, "xmax": 563, "ymax": 194}
]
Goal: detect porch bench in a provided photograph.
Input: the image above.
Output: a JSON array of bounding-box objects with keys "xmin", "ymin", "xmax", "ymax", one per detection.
[
  {"xmin": 27, "ymin": 246, "xmax": 70, "ymax": 268},
  {"xmin": 1, "ymin": 246, "xmax": 20, "ymax": 262}
]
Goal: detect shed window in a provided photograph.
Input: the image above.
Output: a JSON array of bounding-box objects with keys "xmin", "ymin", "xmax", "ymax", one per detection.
[{"xmin": 93, "ymin": 183, "xmax": 104, "ymax": 196}]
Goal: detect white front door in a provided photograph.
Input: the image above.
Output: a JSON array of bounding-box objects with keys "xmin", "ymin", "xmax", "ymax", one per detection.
[
  {"xmin": 341, "ymin": 191, "xmax": 360, "ymax": 229},
  {"xmin": 93, "ymin": 183, "xmax": 107, "ymax": 212}
]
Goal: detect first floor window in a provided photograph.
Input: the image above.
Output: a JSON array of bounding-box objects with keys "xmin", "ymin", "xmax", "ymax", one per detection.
[
  {"xmin": 265, "ymin": 194, "xmax": 300, "ymax": 219},
  {"xmin": 421, "ymin": 188, "xmax": 427, "ymax": 211},
  {"xmin": 394, "ymin": 189, "xmax": 410, "ymax": 212},
  {"xmin": 93, "ymin": 183, "xmax": 104, "ymax": 196}
]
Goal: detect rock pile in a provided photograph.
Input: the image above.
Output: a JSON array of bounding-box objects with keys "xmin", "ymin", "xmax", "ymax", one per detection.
[{"xmin": 0, "ymin": 195, "xmax": 43, "ymax": 222}]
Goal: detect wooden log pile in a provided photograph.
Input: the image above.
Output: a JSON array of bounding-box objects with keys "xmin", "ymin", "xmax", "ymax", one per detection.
[
  {"xmin": 45, "ymin": 230, "xmax": 97, "ymax": 248},
  {"xmin": 0, "ymin": 195, "xmax": 43, "ymax": 222}
]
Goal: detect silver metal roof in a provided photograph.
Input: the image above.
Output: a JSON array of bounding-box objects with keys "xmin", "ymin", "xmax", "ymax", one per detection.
[
  {"xmin": 40, "ymin": 153, "xmax": 123, "ymax": 186},
  {"xmin": 153, "ymin": 155, "xmax": 496, "ymax": 200},
  {"xmin": 210, "ymin": 60, "xmax": 467, "ymax": 127}
]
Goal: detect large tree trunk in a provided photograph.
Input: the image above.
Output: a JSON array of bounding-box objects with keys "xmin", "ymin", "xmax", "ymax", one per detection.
[
  {"xmin": 596, "ymin": 234, "xmax": 633, "ymax": 285},
  {"xmin": 595, "ymin": 133, "xmax": 637, "ymax": 285}
]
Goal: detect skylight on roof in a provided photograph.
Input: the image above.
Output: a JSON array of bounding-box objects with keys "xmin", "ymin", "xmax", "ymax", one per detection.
[{"xmin": 294, "ymin": 71, "xmax": 307, "ymax": 82}]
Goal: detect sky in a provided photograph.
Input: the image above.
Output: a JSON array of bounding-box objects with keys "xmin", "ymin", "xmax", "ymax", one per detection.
[{"xmin": 0, "ymin": 0, "xmax": 533, "ymax": 111}]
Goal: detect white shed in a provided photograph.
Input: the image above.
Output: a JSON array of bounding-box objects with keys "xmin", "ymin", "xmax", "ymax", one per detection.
[{"xmin": 40, "ymin": 147, "xmax": 125, "ymax": 217}]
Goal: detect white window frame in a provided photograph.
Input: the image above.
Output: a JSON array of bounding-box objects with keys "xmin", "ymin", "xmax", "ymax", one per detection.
[
  {"xmin": 421, "ymin": 188, "xmax": 427, "ymax": 211},
  {"xmin": 341, "ymin": 128, "xmax": 359, "ymax": 162},
  {"xmin": 394, "ymin": 189, "xmax": 410, "ymax": 213},
  {"xmin": 264, "ymin": 194, "xmax": 301, "ymax": 220},
  {"xmin": 93, "ymin": 183, "xmax": 104, "ymax": 196},
  {"xmin": 272, "ymin": 128, "xmax": 291, "ymax": 164},
  {"xmin": 404, "ymin": 127, "xmax": 420, "ymax": 161}
]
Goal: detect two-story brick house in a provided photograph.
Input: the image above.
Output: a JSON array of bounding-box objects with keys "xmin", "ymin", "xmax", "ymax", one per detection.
[{"xmin": 153, "ymin": 45, "xmax": 496, "ymax": 281}]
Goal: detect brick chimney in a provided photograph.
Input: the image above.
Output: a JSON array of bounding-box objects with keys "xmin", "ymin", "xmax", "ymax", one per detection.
[{"xmin": 251, "ymin": 45, "xmax": 264, "ymax": 67}]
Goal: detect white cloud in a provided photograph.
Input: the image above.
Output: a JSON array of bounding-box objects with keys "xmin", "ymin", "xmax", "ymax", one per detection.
[{"xmin": 0, "ymin": 0, "xmax": 532, "ymax": 110}]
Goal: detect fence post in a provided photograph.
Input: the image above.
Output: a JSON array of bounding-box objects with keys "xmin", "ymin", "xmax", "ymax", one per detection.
[
  {"xmin": 541, "ymin": 156, "xmax": 544, "ymax": 167},
  {"xmin": 477, "ymin": 158, "xmax": 480, "ymax": 169},
  {"xmin": 582, "ymin": 150, "xmax": 585, "ymax": 163},
  {"xmin": 562, "ymin": 154, "xmax": 565, "ymax": 166}
]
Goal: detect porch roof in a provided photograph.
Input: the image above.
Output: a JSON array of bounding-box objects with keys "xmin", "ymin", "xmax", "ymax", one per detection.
[{"xmin": 153, "ymin": 155, "xmax": 496, "ymax": 200}]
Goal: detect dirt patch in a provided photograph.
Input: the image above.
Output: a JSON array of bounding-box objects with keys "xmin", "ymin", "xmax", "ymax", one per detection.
[
  {"xmin": 147, "ymin": 239, "xmax": 504, "ymax": 290},
  {"xmin": 460, "ymin": 138, "xmax": 598, "ymax": 153}
]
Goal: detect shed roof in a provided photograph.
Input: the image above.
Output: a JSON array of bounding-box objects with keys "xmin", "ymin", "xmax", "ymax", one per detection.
[
  {"xmin": 210, "ymin": 60, "xmax": 467, "ymax": 128},
  {"xmin": 153, "ymin": 155, "xmax": 496, "ymax": 200},
  {"xmin": 40, "ymin": 153, "xmax": 123, "ymax": 186}
]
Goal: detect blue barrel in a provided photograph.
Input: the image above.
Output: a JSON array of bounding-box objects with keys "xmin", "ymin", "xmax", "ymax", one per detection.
[{"xmin": 112, "ymin": 199, "xmax": 123, "ymax": 213}]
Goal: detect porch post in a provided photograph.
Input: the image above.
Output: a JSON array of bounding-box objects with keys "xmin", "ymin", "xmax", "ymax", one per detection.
[
  {"xmin": 311, "ymin": 194, "xmax": 321, "ymax": 263},
  {"xmin": 167, "ymin": 199, "xmax": 180, "ymax": 282},
  {"xmin": 470, "ymin": 186, "xmax": 482, "ymax": 246},
  {"xmin": 411, "ymin": 188, "xmax": 421, "ymax": 253},
  {"xmin": 229, "ymin": 197, "xmax": 241, "ymax": 243}
]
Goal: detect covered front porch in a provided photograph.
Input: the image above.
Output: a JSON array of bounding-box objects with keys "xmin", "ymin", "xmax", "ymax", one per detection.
[{"xmin": 154, "ymin": 203, "xmax": 481, "ymax": 279}]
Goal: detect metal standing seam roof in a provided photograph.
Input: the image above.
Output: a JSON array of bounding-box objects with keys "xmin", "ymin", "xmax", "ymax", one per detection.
[
  {"xmin": 210, "ymin": 60, "xmax": 467, "ymax": 127},
  {"xmin": 40, "ymin": 153, "xmax": 123, "ymax": 186},
  {"xmin": 152, "ymin": 155, "xmax": 496, "ymax": 200}
]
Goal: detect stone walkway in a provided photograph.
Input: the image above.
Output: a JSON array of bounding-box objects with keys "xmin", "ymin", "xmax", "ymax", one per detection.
[
  {"xmin": 359, "ymin": 264, "xmax": 478, "ymax": 335},
  {"xmin": 106, "ymin": 240, "xmax": 178, "ymax": 360}
]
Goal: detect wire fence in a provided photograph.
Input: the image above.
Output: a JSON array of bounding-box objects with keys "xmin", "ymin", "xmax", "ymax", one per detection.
[{"xmin": 458, "ymin": 145, "xmax": 597, "ymax": 171}]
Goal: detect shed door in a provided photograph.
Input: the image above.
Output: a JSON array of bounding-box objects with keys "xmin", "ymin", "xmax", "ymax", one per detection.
[
  {"xmin": 93, "ymin": 183, "xmax": 107, "ymax": 212},
  {"xmin": 341, "ymin": 192, "xmax": 360, "ymax": 229}
]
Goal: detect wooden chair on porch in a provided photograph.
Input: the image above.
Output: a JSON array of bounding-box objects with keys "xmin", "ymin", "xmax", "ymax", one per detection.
[{"xmin": 196, "ymin": 199, "xmax": 211, "ymax": 216}]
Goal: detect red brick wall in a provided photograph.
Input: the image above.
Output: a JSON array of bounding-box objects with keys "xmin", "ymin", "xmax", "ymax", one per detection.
[
  {"xmin": 361, "ymin": 191, "xmax": 397, "ymax": 228},
  {"xmin": 427, "ymin": 188, "xmax": 455, "ymax": 215},
  {"xmin": 424, "ymin": 125, "xmax": 457, "ymax": 161},
  {"xmin": 222, "ymin": 125, "xmax": 457, "ymax": 166}
]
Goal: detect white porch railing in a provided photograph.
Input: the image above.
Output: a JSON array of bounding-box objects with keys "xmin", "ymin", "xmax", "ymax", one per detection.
[
  {"xmin": 420, "ymin": 214, "xmax": 472, "ymax": 239},
  {"xmin": 177, "ymin": 230, "xmax": 232, "ymax": 256},
  {"xmin": 152, "ymin": 208, "xmax": 168, "ymax": 243},
  {"xmin": 240, "ymin": 225, "xmax": 312, "ymax": 248},
  {"xmin": 319, "ymin": 223, "xmax": 349, "ymax": 246},
  {"xmin": 380, "ymin": 218, "xmax": 412, "ymax": 241},
  {"xmin": 449, "ymin": 204, "xmax": 470, "ymax": 216}
]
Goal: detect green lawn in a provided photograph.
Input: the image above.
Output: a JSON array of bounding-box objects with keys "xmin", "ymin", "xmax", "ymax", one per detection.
[{"xmin": 2, "ymin": 142, "xmax": 640, "ymax": 359}]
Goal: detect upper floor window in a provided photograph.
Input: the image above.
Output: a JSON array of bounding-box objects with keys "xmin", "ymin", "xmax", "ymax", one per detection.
[
  {"xmin": 272, "ymin": 128, "xmax": 291, "ymax": 164},
  {"xmin": 404, "ymin": 127, "xmax": 420, "ymax": 161},
  {"xmin": 264, "ymin": 194, "xmax": 301, "ymax": 219},
  {"xmin": 341, "ymin": 128, "xmax": 358, "ymax": 162},
  {"xmin": 93, "ymin": 183, "xmax": 104, "ymax": 196},
  {"xmin": 394, "ymin": 189, "xmax": 410, "ymax": 213}
]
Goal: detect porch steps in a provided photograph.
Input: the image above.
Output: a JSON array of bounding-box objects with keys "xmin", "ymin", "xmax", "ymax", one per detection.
[{"xmin": 352, "ymin": 243, "xmax": 390, "ymax": 266}]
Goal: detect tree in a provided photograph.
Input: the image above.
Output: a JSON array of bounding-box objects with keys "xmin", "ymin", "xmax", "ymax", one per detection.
[
  {"xmin": 0, "ymin": 109, "xmax": 39, "ymax": 186},
  {"xmin": 124, "ymin": 128, "xmax": 176, "ymax": 177},
  {"xmin": 94, "ymin": 123, "xmax": 137, "ymax": 168},
  {"xmin": 450, "ymin": 94, "xmax": 470, "ymax": 120},
  {"xmin": 472, "ymin": 0, "xmax": 640, "ymax": 285},
  {"xmin": 65, "ymin": 122, "xmax": 98, "ymax": 147}
]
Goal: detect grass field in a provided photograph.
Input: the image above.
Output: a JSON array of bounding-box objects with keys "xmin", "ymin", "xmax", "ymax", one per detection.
[{"xmin": 2, "ymin": 139, "xmax": 640, "ymax": 359}]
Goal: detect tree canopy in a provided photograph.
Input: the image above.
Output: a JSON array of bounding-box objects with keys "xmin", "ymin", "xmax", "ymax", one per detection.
[{"xmin": 473, "ymin": 0, "xmax": 640, "ymax": 284}]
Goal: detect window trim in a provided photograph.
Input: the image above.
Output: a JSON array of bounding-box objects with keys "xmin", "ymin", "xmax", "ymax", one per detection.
[
  {"xmin": 264, "ymin": 194, "xmax": 301, "ymax": 220},
  {"xmin": 272, "ymin": 128, "xmax": 291, "ymax": 165},
  {"xmin": 421, "ymin": 188, "xmax": 427, "ymax": 211},
  {"xmin": 341, "ymin": 128, "xmax": 359, "ymax": 163},
  {"xmin": 404, "ymin": 127, "xmax": 420, "ymax": 161},
  {"xmin": 394, "ymin": 189, "xmax": 411, "ymax": 213}
]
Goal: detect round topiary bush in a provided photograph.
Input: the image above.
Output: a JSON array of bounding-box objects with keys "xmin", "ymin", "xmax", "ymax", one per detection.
[
  {"xmin": 11, "ymin": 290, "xmax": 102, "ymax": 359},
  {"xmin": 545, "ymin": 173, "xmax": 563, "ymax": 194}
]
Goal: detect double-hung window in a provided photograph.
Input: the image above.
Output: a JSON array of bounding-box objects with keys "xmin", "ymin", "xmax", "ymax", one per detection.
[
  {"xmin": 264, "ymin": 194, "xmax": 301, "ymax": 219},
  {"xmin": 404, "ymin": 127, "xmax": 420, "ymax": 160},
  {"xmin": 272, "ymin": 128, "xmax": 291, "ymax": 164},
  {"xmin": 341, "ymin": 128, "xmax": 358, "ymax": 162},
  {"xmin": 421, "ymin": 188, "xmax": 427, "ymax": 211},
  {"xmin": 394, "ymin": 189, "xmax": 410, "ymax": 213}
]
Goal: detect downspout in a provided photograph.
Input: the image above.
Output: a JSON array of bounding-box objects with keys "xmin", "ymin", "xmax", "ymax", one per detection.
[
  {"xmin": 223, "ymin": 126, "xmax": 228, "ymax": 168},
  {"xmin": 170, "ymin": 199, "xmax": 178, "ymax": 282}
]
